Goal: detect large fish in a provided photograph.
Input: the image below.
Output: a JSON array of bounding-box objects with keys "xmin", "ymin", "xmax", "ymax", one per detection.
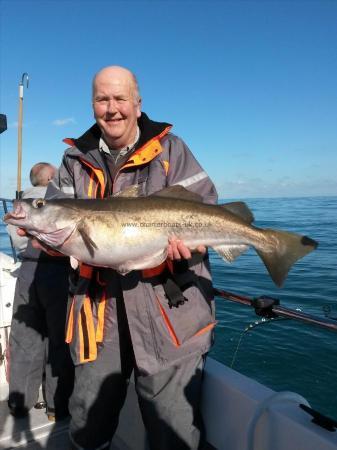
[{"xmin": 3, "ymin": 186, "xmax": 318, "ymax": 287}]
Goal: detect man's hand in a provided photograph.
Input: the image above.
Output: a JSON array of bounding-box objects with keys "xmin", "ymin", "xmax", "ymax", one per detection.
[
  {"xmin": 167, "ymin": 237, "xmax": 206, "ymax": 261},
  {"xmin": 16, "ymin": 228, "xmax": 64, "ymax": 257}
]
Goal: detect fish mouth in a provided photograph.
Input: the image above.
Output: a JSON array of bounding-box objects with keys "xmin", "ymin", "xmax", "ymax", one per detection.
[{"xmin": 3, "ymin": 202, "xmax": 26, "ymax": 223}]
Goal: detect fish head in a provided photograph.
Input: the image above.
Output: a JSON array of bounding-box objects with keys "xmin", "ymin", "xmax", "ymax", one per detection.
[
  {"xmin": 5, "ymin": 198, "xmax": 61, "ymax": 231},
  {"xmin": 3, "ymin": 198, "xmax": 78, "ymax": 248}
]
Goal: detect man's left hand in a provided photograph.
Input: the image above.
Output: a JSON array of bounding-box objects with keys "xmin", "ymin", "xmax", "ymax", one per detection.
[{"xmin": 167, "ymin": 237, "xmax": 206, "ymax": 260}]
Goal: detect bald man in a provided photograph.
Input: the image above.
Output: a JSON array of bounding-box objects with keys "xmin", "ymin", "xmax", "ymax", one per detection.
[
  {"xmin": 45, "ymin": 65, "xmax": 218, "ymax": 450},
  {"xmin": 8, "ymin": 162, "xmax": 74, "ymax": 421},
  {"xmin": 7, "ymin": 162, "xmax": 56, "ymax": 256}
]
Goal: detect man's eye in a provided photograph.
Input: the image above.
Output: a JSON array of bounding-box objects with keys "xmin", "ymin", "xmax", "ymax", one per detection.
[{"xmin": 32, "ymin": 199, "xmax": 46, "ymax": 209}]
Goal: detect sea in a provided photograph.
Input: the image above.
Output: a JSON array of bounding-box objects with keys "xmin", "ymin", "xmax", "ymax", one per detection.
[{"xmin": 1, "ymin": 196, "xmax": 336, "ymax": 419}]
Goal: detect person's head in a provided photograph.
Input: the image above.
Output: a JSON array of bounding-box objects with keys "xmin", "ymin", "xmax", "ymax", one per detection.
[
  {"xmin": 29, "ymin": 162, "xmax": 56, "ymax": 187},
  {"xmin": 92, "ymin": 66, "xmax": 141, "ymax": 150}
]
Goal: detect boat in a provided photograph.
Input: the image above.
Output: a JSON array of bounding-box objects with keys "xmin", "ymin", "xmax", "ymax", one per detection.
[
  {"xmin": 1, "ymin": 196, "xmax": 337, "ymax": 449},
  {"xmin": 1, "ymin": 71, "xmax": 337, "ymax": 447}
]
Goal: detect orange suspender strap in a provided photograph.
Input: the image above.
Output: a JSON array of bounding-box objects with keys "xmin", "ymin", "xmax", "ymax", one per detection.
[
  {"xmin": 95, "ymin": 291, "xmax": 106, "ymax": 343},
  {"xmin": 67, "ymin": 265, "xmax": 106, "ymax": 348},
  {"xmin": 65, "ymin": 295, "xmax": 96, "ymax": 358},
  {"xmin": 78, "ymin": 296, "xmax": 97, "ymax": 363},
  {"xmin": 94, "ymin": 270, "xmax": 107, "ymax": 343},
  {"xmin": 65, "ymin": 298, "xmax": 75, "ymax": 344},
  {"xmin": 65, "ymin": 264, "xmax": 93, "ymax": 346}
]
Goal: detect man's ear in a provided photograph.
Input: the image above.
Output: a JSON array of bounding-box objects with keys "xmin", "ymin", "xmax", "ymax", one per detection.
[{"xmin": 137, "ymin": 98, "xmax": 142, "ymax": 118}]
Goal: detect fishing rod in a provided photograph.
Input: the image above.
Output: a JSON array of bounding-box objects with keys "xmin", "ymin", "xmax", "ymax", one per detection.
[
  {"xmin": 17, "ymin": 73, "xmax": 29, "ymax": 200},
  {"xmin": 213, "ymin": 288, "xmax": 337, "ymax": 333}
]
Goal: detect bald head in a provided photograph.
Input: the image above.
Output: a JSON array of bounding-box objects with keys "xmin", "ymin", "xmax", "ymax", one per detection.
[
  {"xmin": 92, "ymin": 65, "xmax": 142, "ymax": 149},
  {"xmin": 30, "ymin": 163, "xmax": 56, "ymax": 187},
  {"xmin": 92, "ymin": 66, "xmax": 140, "ymax": 103}
]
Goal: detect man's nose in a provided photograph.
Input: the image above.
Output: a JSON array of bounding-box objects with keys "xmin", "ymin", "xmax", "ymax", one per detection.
[{"xmin": 106, "ymin": 99, "xmax": 117, "ymax": 114}]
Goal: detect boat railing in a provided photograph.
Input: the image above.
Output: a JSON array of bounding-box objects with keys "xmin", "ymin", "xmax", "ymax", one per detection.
[{"xmin": 0, "ymin": 197, "xmax": 18, "ymax": 263}]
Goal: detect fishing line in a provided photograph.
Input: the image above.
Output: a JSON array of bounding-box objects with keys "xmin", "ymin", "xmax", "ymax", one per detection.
[{"xmin": 230, "ymin": 315, "xmax": 293, "ymax": 369}]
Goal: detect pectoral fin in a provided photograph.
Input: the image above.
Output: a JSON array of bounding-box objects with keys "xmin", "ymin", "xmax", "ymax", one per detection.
[
  {"xmin": 212, "ymin": 244, "xmax": 249, "ymax": 262},
  {"xmin": 32, "ymin": 224, "xmax": 76, "ymax": 248},
  {"xmin": 78, "ymin": 223, "xmax": 98, "ymax": 257}
]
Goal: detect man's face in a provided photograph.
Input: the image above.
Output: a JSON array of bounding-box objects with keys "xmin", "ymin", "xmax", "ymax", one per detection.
[{"xmin": 93, "ymin": 70, "xmax": 141, "ymax": 149}]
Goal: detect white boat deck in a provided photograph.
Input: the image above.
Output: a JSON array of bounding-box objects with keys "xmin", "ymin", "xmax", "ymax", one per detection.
[
  {"xmin": 0, "ymin": 382, "xmax": 144, "ymax": 449},
  {"xmin": 1, "ymin": 359, "xmax": 337, "ymax": 450},
  {"xmin": 0, "ymin": 405, "xmax": 70, "ymax": 449}
]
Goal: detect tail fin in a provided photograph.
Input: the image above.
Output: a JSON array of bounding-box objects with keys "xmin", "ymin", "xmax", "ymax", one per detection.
[{"xmin": 256, "ymin": 230, "xmax": 318, "ymax": 287}]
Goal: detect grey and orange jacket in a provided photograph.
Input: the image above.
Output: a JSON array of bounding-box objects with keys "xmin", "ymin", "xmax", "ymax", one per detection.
[{"xmin": 47, "ymin": 112, "xmax": 218, "ymax": 375}]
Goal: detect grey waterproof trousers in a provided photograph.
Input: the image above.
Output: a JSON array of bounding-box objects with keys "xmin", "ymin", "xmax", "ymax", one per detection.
[
  {"xmin": 8, "ymin": 257, "xmax": 74, "ymax": 418},
  {"xmin": 69, "ymin": 294, "xmax": 206, "ymax": 450}
]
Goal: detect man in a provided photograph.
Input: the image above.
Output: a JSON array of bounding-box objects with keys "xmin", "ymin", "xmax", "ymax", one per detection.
[
  {"xmin": 44, "ymin": 66, "xmax": 217, "ymax": 449},
  {"xmin": 8, "ymin": 162, "xmax": 74, "ymax": 421},
  {"xmin": 7, "ymin": 163, "xmax": 56, "ymax": 257}
]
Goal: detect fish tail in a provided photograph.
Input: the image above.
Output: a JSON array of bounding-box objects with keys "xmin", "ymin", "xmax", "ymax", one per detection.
[{"xmin": 256, "ymin": 229, "xmax": 318, "ymax": 287}]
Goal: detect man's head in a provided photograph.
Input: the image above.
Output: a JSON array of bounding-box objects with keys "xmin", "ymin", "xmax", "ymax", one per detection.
[
  {"xmin": 92, "ymin": 66, "xmax": 141, "ymax": 150},
  {"xmin": 30, "ymin": 163, "xmax": 56, "ymax": 187}
]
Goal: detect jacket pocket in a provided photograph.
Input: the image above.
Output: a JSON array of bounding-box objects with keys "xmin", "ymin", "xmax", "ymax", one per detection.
[{"xmin": 151, "ymin": 281, "xmax": 216, "ymax": 347}]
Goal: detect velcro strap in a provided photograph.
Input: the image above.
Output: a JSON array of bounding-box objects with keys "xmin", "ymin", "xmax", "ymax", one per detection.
[
  {"xmin": 172, "ymin": 252, "xmax": 205, "ymax": 274},
  {"xmin": 162, "ymin": 276, "xmax": 187, "ymax": 308}
]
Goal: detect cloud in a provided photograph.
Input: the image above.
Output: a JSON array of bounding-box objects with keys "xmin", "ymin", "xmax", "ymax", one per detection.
[{"xmin": 52, "ymin": 117, "xmax": 76, "ymax": 126}]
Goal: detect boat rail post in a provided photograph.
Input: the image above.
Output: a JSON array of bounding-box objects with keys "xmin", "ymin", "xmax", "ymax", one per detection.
[
  {"xmin": 1, "ymin": 199, "xmax": 17, "ymax": 263},
  {"xmin": 17, "ymin": 73, "xmax": 29, "ymax": 200}
]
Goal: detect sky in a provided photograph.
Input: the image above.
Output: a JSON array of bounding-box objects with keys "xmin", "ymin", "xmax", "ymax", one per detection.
[{"xmin": 0, "ymin": 0, "xmax": 336, "ymax": 199}]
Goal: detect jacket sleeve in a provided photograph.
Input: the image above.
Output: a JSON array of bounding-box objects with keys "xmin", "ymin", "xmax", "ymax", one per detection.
[
  {"xmin": 45, "ymin": 151, "xmax": 76, "ymax": 199},
  {"xmin": 6, "ymin": 224, "xmax": 28, "ymax": 254},
  {"xmin": 164, "ymin": 134, "xmax": 218, "ymax": 205}
]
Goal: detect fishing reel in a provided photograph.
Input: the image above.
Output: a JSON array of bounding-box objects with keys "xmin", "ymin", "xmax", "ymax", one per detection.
[{"xmin": 251, "ymin": 295, "xmax": 280, "ymax": 318}]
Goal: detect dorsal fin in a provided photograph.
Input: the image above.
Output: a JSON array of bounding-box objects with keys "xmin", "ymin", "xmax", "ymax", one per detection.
[
  {"xmin": 220, "ymin": 202, "xmax": 254, "ymax": 224},
  {"xmin": 113, "ymin": 185, "xmax": 142, "ymax": 198},
  {"xmin": 151, "ymin": 185, "xmax": 203, "ymax": 202}
]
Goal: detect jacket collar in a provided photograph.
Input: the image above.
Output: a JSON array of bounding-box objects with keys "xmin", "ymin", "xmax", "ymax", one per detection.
[{"xmin": 63, "ymin": 112, "xmax": 172, "ymax": 154}]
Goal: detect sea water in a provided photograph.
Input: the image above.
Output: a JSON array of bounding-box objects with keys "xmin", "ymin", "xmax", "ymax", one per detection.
[{"xmin": 1, "ymin": 196, "xmax": 336, "ymax": 419}]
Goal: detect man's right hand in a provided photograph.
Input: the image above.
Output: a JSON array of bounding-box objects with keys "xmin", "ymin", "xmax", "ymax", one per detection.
[{"xmin": 17, "ymin": 228, "xmax": 64, "ymax": 257}]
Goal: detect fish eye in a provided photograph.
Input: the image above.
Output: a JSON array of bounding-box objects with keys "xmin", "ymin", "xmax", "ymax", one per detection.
[{"xmin": 32, "ymin": 198, "xmax": 46, "ymax": 209}]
